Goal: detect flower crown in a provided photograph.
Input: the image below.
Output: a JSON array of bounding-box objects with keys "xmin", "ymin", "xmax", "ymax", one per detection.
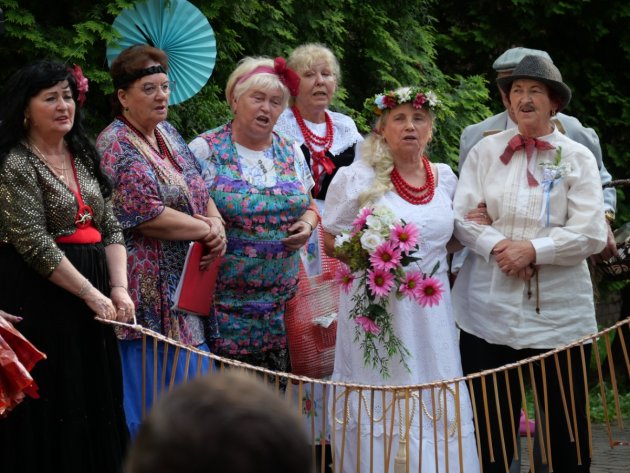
[{"xmin": 371, "ymin": 87, "xmax": 440, "ymax": 116}]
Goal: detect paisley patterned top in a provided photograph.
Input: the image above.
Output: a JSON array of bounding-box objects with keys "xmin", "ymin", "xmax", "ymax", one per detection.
[
  {"xmin": 193, "ymin": 123, "xmax": 312, "ymax": 355},
  {"xmin": 0, "ymin": 144, "xmax": 123, "ymax": 276},
  {"xmin": 97, "ymin": 119, "xmax": 211, "ymax": 345}
]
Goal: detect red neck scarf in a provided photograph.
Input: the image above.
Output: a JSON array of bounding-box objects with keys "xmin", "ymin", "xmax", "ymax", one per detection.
[{"xmin": 499, "ymin": 134, "xmax": 555, "ymax": 186}]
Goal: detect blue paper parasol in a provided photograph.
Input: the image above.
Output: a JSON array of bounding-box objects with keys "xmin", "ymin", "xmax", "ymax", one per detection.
[{"xmin": 106, "ymin": 0, "xmax": 216, "ymax": 105}]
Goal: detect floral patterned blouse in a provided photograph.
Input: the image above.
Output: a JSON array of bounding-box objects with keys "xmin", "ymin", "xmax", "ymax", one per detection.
[{"xmin": 97, "ymin": 119, "xmax": 211, "ymax": 345}]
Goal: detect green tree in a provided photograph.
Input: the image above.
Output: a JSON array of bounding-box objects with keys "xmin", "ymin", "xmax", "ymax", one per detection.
[
  {"xmin": 0, "ymin": 0, "xmax": 489, "ymax": 169},
  {"xmin": 431, "ymin": 0, "xmax": 630, "ymax": 221}
]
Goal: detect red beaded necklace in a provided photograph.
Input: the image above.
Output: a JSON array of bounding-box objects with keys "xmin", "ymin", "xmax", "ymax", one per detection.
[
  {"xmin": 390, "ymin": 156, "xmax": 435, "ymax": 205},
  {"xmin": 292, "ymin": 106, "xmax": 334, "ymax": 154}
]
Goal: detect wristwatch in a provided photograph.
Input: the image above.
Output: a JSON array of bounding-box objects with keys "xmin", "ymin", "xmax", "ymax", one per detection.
[{"xmin": 605, "ymin": 210, "xmax": 615, "ymax": 224}]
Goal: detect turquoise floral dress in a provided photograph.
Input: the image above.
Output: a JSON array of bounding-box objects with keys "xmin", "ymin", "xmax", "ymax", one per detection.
[{"xmin": 192, "ymin": 123, "xmax": 312, "ymax": 357}]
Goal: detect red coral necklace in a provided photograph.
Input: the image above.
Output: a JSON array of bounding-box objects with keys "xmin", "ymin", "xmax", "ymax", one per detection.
[
  {"xmin": 119, "ymin": 115, "xmax": 182, "ymax": 172},
  {"xmin": 292, "ymin": 106, "xmax": 335, "ymax": 196},
  {"xmin": 390, "ymin": 156, "xmax": 435, "ymax": 204},
  {"xmin": 292, "ymin": 106, "xmax": 334, "ymax": 151}
]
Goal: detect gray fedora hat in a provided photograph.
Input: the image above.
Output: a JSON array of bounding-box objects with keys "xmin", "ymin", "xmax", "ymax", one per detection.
[{"xmin": 497, "ymin": 55, "xmax": 572, "ymax": 111}]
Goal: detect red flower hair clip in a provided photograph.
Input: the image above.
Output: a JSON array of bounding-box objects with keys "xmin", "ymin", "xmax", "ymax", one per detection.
[
  {"xmin": 69, "ymin": 64, "xmax": 89, "ymax": 107},
  {"xmin": 273, "ymin": 57, "xmax": 301, "ymax": 97}
]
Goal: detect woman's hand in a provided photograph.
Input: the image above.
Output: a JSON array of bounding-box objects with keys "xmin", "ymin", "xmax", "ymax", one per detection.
[
  {"xmin": 110, "ymin": 287, "xmax": 135, "ymax": 323},
  {"xmin": 81, "ymin": 285, "xmax": 118, "ymax": 321},
  {"xmin": 492, "ymin": 239, "xmax": 536, "ymax": 276},
  {"xmin": 194, "ymin": 214, "xmax": 227, "ymax": 268},
  {"xmin": 0, "ymin": 309, "xmax": 22, "ymax": 325},
  {"xmin": 282, "ymin": 220, "xmax": 313, "ymax": 251},
  {"xmin": 465, "ymin": 202, "xmax": 492, "ymax": 226}
]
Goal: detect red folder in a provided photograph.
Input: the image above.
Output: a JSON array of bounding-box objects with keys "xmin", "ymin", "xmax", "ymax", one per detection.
[{"xmin": 172, "ymin": 242, "xmax": 221, "ymax": 316}]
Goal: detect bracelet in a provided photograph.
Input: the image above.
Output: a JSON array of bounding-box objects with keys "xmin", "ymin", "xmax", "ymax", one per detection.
[
  {"xmin": 300, "ymin": 219, "xmax": 314, "ymax": 233},
  {"xmin": 110, "ymin": 283, "xmax": 128, "ymax": 291},
  {"xmin": 77, "ymin": 279, "xmax": 92, "ymax": 298},
  {"xmin": 604, "ymin": 210, "xmax": 615, "ymax": 224}
]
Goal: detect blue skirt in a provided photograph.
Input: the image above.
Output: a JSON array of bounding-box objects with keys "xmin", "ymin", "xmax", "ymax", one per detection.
[{"xmin": 119, "ymin": 338, "xmax": 213, "ymax": 437}]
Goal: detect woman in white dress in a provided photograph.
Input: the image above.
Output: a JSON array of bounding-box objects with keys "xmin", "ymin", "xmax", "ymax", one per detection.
[{"xmin": 322, "ymin": 87, "xmax": 480, "ymax": 472}]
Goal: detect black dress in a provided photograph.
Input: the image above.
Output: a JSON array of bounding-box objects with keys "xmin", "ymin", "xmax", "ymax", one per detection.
[{"xmin": 0, "ymin": 146, "xmax": 128, "ymax": 473}]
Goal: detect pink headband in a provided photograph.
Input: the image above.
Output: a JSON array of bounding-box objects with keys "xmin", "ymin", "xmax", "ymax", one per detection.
[{"xmin": 234, "ymin": 57, "xmax": 301, "ymax": 97}]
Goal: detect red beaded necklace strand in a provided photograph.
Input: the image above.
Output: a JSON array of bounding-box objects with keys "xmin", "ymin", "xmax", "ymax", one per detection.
[
  {"xmin": 390, "ymin": 156, "xmax": 435, "ymax": 205},
  {"xmin": 292, "ymin": 106, "xmax": 334, "ymax": 155},
  {"xmin": 119, "ymin": 115, "xmax": 182, "ymax": 172}
]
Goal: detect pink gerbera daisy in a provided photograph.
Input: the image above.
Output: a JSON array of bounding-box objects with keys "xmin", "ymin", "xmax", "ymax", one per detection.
[
  {"xmin": 398, "ymin": 271, "xmax": 424, "ymax": 299},
  {"xmin": 390, "ymin": 222, "xmax": 420, "ymax": 253},
  {"xmin": 415, "ymin": 276, "xmax": 444, "ymax": 308},
  {"xmin": 335, "ymin": 264, "xmax": 355, "ymax": 294},
  {"xmin": 367, "ymin": 268, "xmax": 395, "ymax": 297},
  {"xmin": 355, "ymin": 316, "xmax": 381, "ymax": 335},
  {"xmin": 352, "ymin": 207, "xmax": 373, "ymax": 233},
  {"xmin": 369, "ymin": 241, "xmax": 402, "ymax": 271}
]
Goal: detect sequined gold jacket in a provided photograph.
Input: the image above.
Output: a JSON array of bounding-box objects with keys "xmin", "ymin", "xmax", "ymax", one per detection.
[{"xmin": 0, "ymin": 144, "xmax": 124, "ymax": 276}]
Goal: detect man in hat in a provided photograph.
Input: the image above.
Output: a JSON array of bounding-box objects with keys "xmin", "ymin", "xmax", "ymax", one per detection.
[
  {"xmin": 453, "ymin": 54, "xmax": 605, "ymax": 473},
  {"xmin": 458, "ymin": 46, "xmax": 617, "ymax": 262}
]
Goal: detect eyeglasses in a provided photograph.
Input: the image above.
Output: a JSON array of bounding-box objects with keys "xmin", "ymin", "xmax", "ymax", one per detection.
[{"xmin": 134, "ymin": 81, "xmax": 176, "ymax": 96}]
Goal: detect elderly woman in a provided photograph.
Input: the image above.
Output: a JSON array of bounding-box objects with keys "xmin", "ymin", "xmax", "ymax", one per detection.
[
  {"xmin": 189, "ymin": 56, "xmax": 316, "ymax": 374},
  {"xmin": 453, "ymin": 55, "xmax": 607, "ymax": 472},
  {"xmin": 275, "ymin": 43, "xmax": 363, "ymax": 275},
  {"xmin": 322, "ymin": 87, "xmax": 479, "ymax": 472},
  {"xmin": 0, "ymin": 60, "xmax": 131, "ymax": 472},
  {"xmin": 96, "ymin": 45, "xmax": 225, "ymax": 436}
]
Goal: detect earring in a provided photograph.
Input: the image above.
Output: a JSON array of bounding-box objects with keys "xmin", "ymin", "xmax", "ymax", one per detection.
[
  {"xmin": 23, "ymin": 117, "xmax": 29, "ymax": 130},
  {"xmin": 124, "ymin": 107, "xmax": 129, "ymax": 112}
]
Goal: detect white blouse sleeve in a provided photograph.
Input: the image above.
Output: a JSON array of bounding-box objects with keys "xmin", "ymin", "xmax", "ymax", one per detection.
[
  {"xmin": 189, "ymin": 136, "xmax": 217, "ymax": 183},
  {"xmin": 293, "ymin": 142, "xmax": 314, "ymax": 194},
  {"xmin": 436, "ymin": 162, "xmax": 458, "ymax": 200},
  {"xmin": 323, "ymin": 161, "xmax": 374, "ymax": 235}
]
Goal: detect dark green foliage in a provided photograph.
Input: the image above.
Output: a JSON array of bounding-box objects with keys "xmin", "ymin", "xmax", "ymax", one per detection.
[
  {"xmin": 1, "ymin": 0, "xmax": 626, "ymax": 189},
  {"xmin": 431, "ymin": 0, "xmax": 630, "ymax": 223},
  {"xmin": 0, "ymin": 0, "xmax": 487, "ymax": 169}
]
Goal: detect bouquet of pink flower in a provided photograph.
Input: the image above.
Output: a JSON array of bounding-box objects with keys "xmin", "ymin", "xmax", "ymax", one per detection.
[{"xmin": 334, "ymin": 205, "xmax": 444, "ymax": 378}]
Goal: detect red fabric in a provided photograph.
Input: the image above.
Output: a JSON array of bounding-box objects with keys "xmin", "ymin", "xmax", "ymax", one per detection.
[
  {"xmin": 499, "ymin": 134, "xmax": 555, "ymax": 186},
  {"xmin": 55, "ymin": 157, "xmax": 102, "ymax": 244},
  {"xmin": 0, "ymin": 317, "xmax": 46, "ymax": 416},
  {"xmin": 55, "ymin": 225, "xmax": 101, "ymax": 244}
]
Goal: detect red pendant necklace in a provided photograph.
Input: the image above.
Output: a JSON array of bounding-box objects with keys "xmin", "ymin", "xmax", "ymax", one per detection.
[{"xmin": 390, "ymin": 156, "xmax": 435, "ymax": 204}]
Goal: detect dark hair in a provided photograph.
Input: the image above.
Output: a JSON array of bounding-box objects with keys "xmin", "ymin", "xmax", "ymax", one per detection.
[
  {"xmin": 110, "ymin": 45, "xmax": 169, "ymax": 116},
  {"xmin": 126, "ymin": 372, "xmax": 312, "ymax": 473},
  {"xmin": 0, "ymin": 59, "xmax": 112, "ymax": 197}
]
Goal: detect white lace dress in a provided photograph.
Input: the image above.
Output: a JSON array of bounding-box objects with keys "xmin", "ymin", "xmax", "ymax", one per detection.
[{"xmin": 323, "ymin": 160, "xmax": 480, "ymax": 472}]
